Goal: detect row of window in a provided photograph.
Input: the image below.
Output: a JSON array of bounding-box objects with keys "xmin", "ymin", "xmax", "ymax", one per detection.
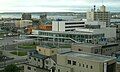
[
  {"xmin": 65, "ymin": 25, "xmax": 84, "ymax": 28},
  {"xmin": 29, "ymin": 57, "xmax": 40, "ymax": 62},
  {"xmin": 67, "ymin": 60, "xmax": 93, "ymax": 69},
  {"xmin": 65, "ymin": 22, "xmax": 85, "ymax": 25},
  {"xmin": 27, "ymin": 66, "xmax": 36, "ymax": 71}
]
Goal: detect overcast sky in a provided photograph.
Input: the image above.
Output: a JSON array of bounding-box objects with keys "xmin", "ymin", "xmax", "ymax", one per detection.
[{"xmin": 0, "ymin": 0, "xmax": 120, "ymax": 12}]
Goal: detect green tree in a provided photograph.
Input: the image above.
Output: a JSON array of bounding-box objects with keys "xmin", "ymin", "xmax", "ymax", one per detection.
[{"xmin": 4, "ymin": 64, "xmax": 20, "ymax": 72}]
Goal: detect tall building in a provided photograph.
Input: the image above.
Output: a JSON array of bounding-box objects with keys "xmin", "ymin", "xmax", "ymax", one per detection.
[
  {"xmin": 87, "ymin": 5, "xmax": 110, "ymax": 27},
  {"xmin": 22, "ymin": 13, "xmax": 32, "ymax": 20}
]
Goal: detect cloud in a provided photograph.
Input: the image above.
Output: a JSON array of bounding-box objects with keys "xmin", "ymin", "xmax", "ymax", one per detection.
[{"xmin": 0, "ymin": 0, "xmax": 119, "ymax": 12}]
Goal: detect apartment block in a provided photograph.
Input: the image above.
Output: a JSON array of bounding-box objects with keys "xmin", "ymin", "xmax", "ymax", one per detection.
[{"xmin": 87, "ymin": 5, "xmax": 110, "ymax": 26}]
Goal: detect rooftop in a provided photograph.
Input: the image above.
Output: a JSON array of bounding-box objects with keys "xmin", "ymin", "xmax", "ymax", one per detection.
[
  {"xmin": 29, "ymin": 50, "xmax": 47, "ymax": 59},
  {"xmin": 60, "ymin": 51, "xmax": 116, "ymax": 62},
  {"xmin": 73, "ymin": 43, "xmax": 101, "ymax": 48}
]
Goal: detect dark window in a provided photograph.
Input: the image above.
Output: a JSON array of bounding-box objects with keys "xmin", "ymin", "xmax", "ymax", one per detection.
[
  {"xmin": 91, "ymin": 66, "xmax": 93, "ymax": 69},
  {"xmin": 29, "ymin": 57, "xmax": 31, "ymax": 59},
  {"xmin": 65, "ymin": 26, "xmax": 84, "ymax": 28},
  {"xmin": 27, "ymin": 66, "xmax": 31, "ymax": 70},
  {"xmin": 73, "ymin": 61, "xmax": 76, "ymax": 65},
  {"xmin": 67, "ymin": 60, "xmax": 71, "ymax": 64},
  {"xmin": 58, "ymin": 69, "xmax": 60, "ymax": 72},
  {"xmin": 46, "ymin": 60, "xmax": 49, "ymax": 64},
  {"xmin": 34, "ymin": 58, "xmax": 36, "ymax": 61},
  {"xmin": 78, "ymin": 49, "xmax": 82, "ymax": 51},
  {"xmin": 34, "ymin": 68, "xmax": 36, "ymax": 71},
  {"xmin": 39, "ymin": 49, "xmax": 41, "ymax": 51},
  {"xmin": 83, "ymin": 64, "xmax": 84, "ymax": 67},
  {"xmin": 38, "ymin": 59, "xmax": 40, "ymax": 62},
  {"xmin": 79, "ymin": 63, "xmax": 81, "ymax": 66},
  {"xmin": 65, "ymin": 22, "xmax": 85, "ymax": 25},
  {"xmin": 86, "ymin": 65, "xmax": 88, "ymax": 68},
  {"xmin": 52, "ymin": 51, "xmax": 54, "ymax": 53}
]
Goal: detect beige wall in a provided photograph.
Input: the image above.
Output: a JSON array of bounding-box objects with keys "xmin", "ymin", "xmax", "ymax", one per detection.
[
  {"xmin": 102, "ymin": 45, "xmax": 119, "ymax": 56},
  {"xmin": 71, "ymin": 44, "xmax": 102, "ymax": 54},
  {"xmin": 36, "ymin": 46, "xmax": 57, "ymax": 56},
  {"xmin": 57, "ymin": 54, "xmax": 116, "ymax": 72}
]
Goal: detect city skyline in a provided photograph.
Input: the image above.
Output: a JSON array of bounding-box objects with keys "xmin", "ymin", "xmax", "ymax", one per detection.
[{"xmin": 0, "ymin": 0, "xmax": 120, "ymax": 12}]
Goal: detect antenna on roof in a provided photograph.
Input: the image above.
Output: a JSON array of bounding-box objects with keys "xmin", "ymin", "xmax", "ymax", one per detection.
[{"xmin": 102, "ymin": 0, "xmax": 103, "ymax": 5}]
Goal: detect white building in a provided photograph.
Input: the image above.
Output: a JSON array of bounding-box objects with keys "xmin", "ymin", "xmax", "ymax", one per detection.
[
  {"xmin": 76, "ymin": 27, "xmax": 116, "ymax": 39},
  {"xmin": 52, "ymin": 21, "xmax": 85, "ymax": 31}
]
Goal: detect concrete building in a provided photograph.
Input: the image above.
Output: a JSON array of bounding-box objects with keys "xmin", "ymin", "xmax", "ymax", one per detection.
[
  {"xmin": 100, "ymin": 43, "xmax": 119, "ymax": 56},
  {"xmin": 24, "ymin": 45, "xmax": 57, "ymax": 72},
  {"xmin": 30, "ymin": 30, "xmax": 105, "ymax": 43},
  {"xmin": 15, "ymin": 20, "xmax": 32, "ymax": 28},
  {"xmin": 71, "ymin": 43, "xmax": 102, "ymax": 54},
  {"xmin": 52, "ymin": 21, "xmax": 85, "ymax": 31},
  {"xmin": 87, "ymin": 5, "xmax": 110, "ymax": 27},
  {"xmin": 76, "ymin": 27, "xmax": 116, "ymax": 39},
  {"xmin": 56, "ymin": 51, "xmax": 116, "ymax": 72},
  {"xmin": 72, "ymin": 43, "xmax": 119, "ymax": 56},
  {"xmin": 22, "ymin": 13, "xmax": 31, "ymax": 20}
]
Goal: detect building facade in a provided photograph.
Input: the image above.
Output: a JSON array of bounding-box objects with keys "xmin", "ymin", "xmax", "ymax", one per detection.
[
  {"xmin": 56, "ymin": 51, "xmax": 116, "ymax": 72},
  {"xmin": 87, "ymin": 5, "xmax": 110, "ymax": 27}
]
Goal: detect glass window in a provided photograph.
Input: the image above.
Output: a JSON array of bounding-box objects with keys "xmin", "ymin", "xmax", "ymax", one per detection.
[
  {"xmin": 67, "ymin": 60, "xmax": 71, "ymax": 64},
  {"xmin": 28, "ymin": 66, "xmax": 31, "ymax": 70},
  {"xmin": 73, "ymin": 61, "xmax": 76, "ymax": 65}
]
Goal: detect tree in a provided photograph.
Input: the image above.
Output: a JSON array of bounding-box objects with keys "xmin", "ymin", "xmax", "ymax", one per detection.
[{"xmin": 4, "ymin": 64, "xmax": 20, "ymax": 72}]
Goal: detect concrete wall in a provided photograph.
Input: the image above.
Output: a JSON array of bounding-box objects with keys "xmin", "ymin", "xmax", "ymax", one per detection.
[
  {"xmin": 57, "ymin": 54, "xmax": 104, "ymax": 72},
  {"xmin": 36, "ymin": 46, "xmax": 57, "ymax": 56}
]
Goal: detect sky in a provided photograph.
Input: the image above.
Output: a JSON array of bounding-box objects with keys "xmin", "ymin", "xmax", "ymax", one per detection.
[{"xmin": 0, "ymin": 0, "xmax": 120, "ymax": 12}]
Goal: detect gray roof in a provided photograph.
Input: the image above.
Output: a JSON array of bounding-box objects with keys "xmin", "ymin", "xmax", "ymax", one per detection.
[
  {"xmin": 72, "ymin": 43, "xmax": 101, "ymax": 48},
  {"xmin": 59, "ymin": 51, "xmax": 116, "ymax": 62}
]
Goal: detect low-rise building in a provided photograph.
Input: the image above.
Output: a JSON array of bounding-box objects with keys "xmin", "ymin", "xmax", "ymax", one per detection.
[
  {"xmin": 71, "ymin": 43, "xmax": 102, "ymax": 54},
  {"xmin": 24, "ymin": 45, "xmax": 57, "ymax": 72},
  {"xmin": 56, "ymin": 51, "xmax": 116, "ymax": 72},
  {"xmin": 71, "ymin": 43, "xmax": 119, "ymax": 56}
]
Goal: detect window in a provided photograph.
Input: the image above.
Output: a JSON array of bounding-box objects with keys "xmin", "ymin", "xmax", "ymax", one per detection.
[
  {"xmin": 38, "ymin": 59, "xmax": 40, "ymax": 62},
  {"xmin": 34, "ymin": 68, "xmax": 36, "ymax": 71},
  {"xmin": 46, "ymin": 60, "xmax": 49, "ymax": 64},
  {"xmin": 34, "ymin": 58, "xmax": 36, "ymax": 61},
  {"xmin": 86, "ymin": 65, "xmax": 88, "ymax": 68},
  {"xmin": 52, "ymin": 50, "xmax": 54, "ymax": 53},
  {"xmin": 58, "ymin": 69, "xmax": 60, "ymax": 72},
  {"xmin": 73, "ymin": 61, "xmax": 76, "ymax": 65},
  {"xmin": 83, "ymin": 64, "xmax": 84, "ymax": 67},
  {"xmin": 78, "ymin": 49, "xmax": 82, "ymax": 51},
  {"xmin": 67, "ymin": 60, "xmax": 71, "ymax": 64},
  {"xmin": 79, "ymin": 63, "xmax": 81, "ymax": 66},
  {"xmin": 29, "ymin": 57, "xmax": 31, "ymax": 59},
  {"xmin": 39, "ymin": 49, "xmax": 41, "ymax": 51},
  {"xmin": 27, "ymin": 66, "xmax": 31, "ymax": 70},
  {"xmin": 91, "ymin": 66, "xmax": 93, "ymax": 69}
]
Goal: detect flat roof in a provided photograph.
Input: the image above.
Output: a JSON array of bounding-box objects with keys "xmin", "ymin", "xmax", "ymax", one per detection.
[
  {"xmin": 73, "ymin": 43, "xmax": 101, "ymax": 48},
  {"xmin": 36, "ymin": 30, "xmax": 104, "ymax": 35},
  {"xmin": 59, "ymin": 51, "xmax": 116, "ymax": 62},
  {"xmin": 37, "ymin": 45, "xmax": 56, "ymax": 49}
]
